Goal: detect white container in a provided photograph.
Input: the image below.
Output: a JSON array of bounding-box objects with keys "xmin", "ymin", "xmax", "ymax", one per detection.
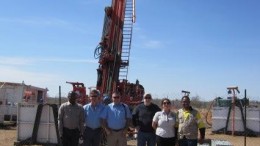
[
  {"xmin": 212, "ymin": 106, "xmax": 260, "ymax": 134},
  {"xmin": 227, "ymin": 106, "xmax": 244, "ymax": 132},
  {"xmin": 246, "ymin": 108, "xmax": 260, "ymax": 133},
  {"xmin": 212, "ymin": 107, "xmax": 229, "ymax": 131},
  {"xmin": 0, "ymin": 114, "xmax": 4, "ymax": 124},
  {"xmin": 0, "ymin": 105, "xmax": 6, "ymax": 123},
  {"xmin": 17, "ymin": 103, "xmax": 58, "ymax": 144},
  {"xmin": 211, "ymin": 139, "xmax": 232, "ymax": 146}
]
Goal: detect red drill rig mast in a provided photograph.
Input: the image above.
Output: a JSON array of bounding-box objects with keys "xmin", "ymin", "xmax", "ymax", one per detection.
[
  {"xmin": 67, "ymin": 0, "xmax": 143, "ymax": 106},
  {"xmin": 95, "ymin": 0, "xmax": 143, "ymax": 105}
]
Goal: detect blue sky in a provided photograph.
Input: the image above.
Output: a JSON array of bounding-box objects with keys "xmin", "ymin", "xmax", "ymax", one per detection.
[{"xmin": 0, "ymin": 0, "xmax": 259, "ymax": 101}]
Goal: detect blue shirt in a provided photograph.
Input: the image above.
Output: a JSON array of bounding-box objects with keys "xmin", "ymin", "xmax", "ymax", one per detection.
[
  {"xmin": 84, "ymin": 103, "xmax": 105, "ymax": 129},
  {"xmin": 100, "ymin": 102, "xmax": 132, "ymax": 130}
]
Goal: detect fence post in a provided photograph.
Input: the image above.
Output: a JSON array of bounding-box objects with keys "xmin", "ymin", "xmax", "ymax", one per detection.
[{"xmin": 244, "ymin": 89, "xmax": 247, "ymax": 146}]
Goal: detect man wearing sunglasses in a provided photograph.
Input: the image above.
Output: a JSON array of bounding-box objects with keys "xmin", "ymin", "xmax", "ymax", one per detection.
[
  {"xmin": 132, "ymin": 93, "xmax": 161, "ymax": 146},
  {"xmin": 101, "ymin": 91, "xmax": 132, "ymax": 146},
  {"xmin": 83, "ymin": 89, "xmax": 105, "ymax": 146}
]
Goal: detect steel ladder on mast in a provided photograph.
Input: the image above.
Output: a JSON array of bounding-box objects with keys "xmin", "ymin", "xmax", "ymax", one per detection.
[{"xmin": 119, "ymin": 0, "xmax": 136, "ymax": 82}]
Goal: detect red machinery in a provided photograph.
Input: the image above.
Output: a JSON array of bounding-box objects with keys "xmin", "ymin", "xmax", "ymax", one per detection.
[
  {"xmin": 66, "ymin": 81, "xmax": 88, "ymax": 105},
  {"xmin": 66, "ymin": 0, "xmax": 144, "ymax": 106},
  {"xmin": 95, "ymin": 0, "xmax": 144, "ymax": 106}
]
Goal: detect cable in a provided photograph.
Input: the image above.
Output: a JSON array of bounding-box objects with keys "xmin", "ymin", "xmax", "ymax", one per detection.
[{"xmin": 205, "ymin": 97, "xmax": 221, "ymax": 127}]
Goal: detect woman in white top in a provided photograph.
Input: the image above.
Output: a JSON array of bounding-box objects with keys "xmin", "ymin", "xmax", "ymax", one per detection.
[{"xmin": 152, "ymin": 98, "xmax": 177, "ymax": 146}]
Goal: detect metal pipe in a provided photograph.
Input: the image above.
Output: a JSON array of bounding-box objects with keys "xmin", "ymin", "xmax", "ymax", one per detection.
[
  {"xmin": 244, "ymin": 89, "xmax": 247, "ymax": 146},
  {"xmin": 232, "ymin": 89, "xmax": 235, "ymax": 136},
  {"xmin": 59, "ymin": 86, "xmax": 61, "ymax": 106},
  {"xmin": 227, "ymin": 86, "xmax": 239, "ymax": 136},
  {"xmin": 133, "ymin": 0, "xmax": 136, "ymax": 23}
]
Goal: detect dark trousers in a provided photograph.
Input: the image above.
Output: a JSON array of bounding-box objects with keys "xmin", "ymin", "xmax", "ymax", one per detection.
[
  {"xmin": 156, "ymin": 135, "xmax": 176, "ymax": 146},
  {"xmin": 62, "ymin": 127, "xmax": 80, "ymax": 146},
  {"xmin": 178, "ymin": 137, "xmax": 197, "ymax": 146},
  {"xmin": 137, "ymin": 131, "xmax": 156, "ymax": 146},
  {"xmin": 83, "ymin": 126, "xmax": 102, "ymax": 146}
]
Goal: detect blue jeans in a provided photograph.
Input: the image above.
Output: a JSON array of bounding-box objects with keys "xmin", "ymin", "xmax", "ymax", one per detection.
[
  {"xmin": 137, "ymin": 131, "xmax": 156, "ymax": 146},
  {"xmin": 178, "ymin": 138, "xmax": 197, "ymax": 146}
]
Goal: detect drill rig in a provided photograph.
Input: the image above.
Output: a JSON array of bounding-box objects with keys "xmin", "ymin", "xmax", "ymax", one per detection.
[
  {"xmin": 67, "ymin": 0, "xmax": 144, "ymax": 106},
  {"xmin": 94, "ymin": 0, "xmax": 144, "ymax": 105}
]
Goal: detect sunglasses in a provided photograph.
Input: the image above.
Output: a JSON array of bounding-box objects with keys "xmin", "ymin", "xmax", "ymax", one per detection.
[
  {"xmin": 113, "ymin": 96, "xmax": 120, "ymax": 99},
  {"xmin": 144, "ymin": 96, "xmax": 151, "ymax": 99},
  {"xmin": 163, "ymin": 102, "xmax": 171, "ymax": 105},
  {"xmin": 91, "ymin": 95, "xmax": 98, "ymax": 98}
]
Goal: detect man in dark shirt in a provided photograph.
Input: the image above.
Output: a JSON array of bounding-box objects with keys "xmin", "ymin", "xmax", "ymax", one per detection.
[{"xmin": 132, "ymin": 93, "xmax": 161, "ymax": 146}]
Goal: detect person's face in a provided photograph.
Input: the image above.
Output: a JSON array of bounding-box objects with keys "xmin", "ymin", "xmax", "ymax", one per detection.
[
  {"xmin": 181, "ymin": 97, "xmax": 190, "ymax": 109},
  {"xmin": 162, "ymin": 100, "xmax": 171, "ymax": 110},
  {"xmin": 144, "ymin": 95, "xmax": 152, "ymax": 106},
  {"xmin": 69, "ymin": 95, "xmax": 77, "ymax": 104},
  {"xmin": 112, "ymin": 93, "xmax": 121, "ymax": 104},
  {"xmin": 90, "ymin": 93, "xmax": 99, "ymax": 105}
]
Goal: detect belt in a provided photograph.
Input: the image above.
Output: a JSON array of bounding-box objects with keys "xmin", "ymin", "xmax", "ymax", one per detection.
[
  {"xmin": 63, "ymin": 127, "xmax": 79, "ymax": 132},
  {"xmin": 111, "ymin": 128, "xmax": 124, "ymax": 132},
  {"xmin": 86, "ymin": 126, "xmax": 101, "ymax": 131}
]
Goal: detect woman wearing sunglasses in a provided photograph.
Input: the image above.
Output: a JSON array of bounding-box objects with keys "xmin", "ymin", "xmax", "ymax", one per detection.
[{"xmin": 152, "ymin": 98, "xmax": 177, "ymax": 146}]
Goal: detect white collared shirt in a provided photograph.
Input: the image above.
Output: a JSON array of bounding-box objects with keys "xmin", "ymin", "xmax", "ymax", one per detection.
[{"xmin": 153, "ymin": 110, "xmax": 176, "ymax": 138}]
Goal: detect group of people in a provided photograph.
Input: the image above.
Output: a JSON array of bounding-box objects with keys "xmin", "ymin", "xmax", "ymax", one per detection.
[{"xmin": 58, "ymin": 90, "xmax": 205, "ymax": 146}]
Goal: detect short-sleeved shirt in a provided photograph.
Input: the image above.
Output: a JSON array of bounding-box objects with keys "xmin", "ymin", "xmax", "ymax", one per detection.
[
  {"xmin": 153, "ymin": 111, "xmax": 176, "ymax": 138},
  {"xmin": 83, "ymin": 103, "xmax": 105, "ymax": 129},
  {"xmin": 132, "ymin": 103, "xmax": 161, "ymax": 132},
  {"xmin": 100, "ymin": 102, "xmax": 132, "ymax": 130},
  {"xmin": 58, "ymin": 101, "xmax": 84, "ymax": 135}
]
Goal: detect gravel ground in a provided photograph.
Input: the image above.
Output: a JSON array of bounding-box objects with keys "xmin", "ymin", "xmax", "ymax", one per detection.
[{"xmin": 1, "ymin": 126, "xmax": 259, "ymax": 146}]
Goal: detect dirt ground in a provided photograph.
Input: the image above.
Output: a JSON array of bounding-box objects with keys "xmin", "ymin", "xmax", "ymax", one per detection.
[{"xmin": 1, "ymin": 126, "xmax": 259, "ymax": 146}]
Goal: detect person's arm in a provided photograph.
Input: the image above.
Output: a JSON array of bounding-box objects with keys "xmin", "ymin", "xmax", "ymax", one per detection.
[
  {"xmin": 152, "ymin": 121, "xmax": 158, "ymax": 130},
  {"xmin": 79, "ymin": 106, "xmax": 85, "ymax": 136},
  {"xmin": 101, "ymin": 118, "xmax": 111, "ymax": 135},
  {"xmin": 100, "ymin": 106, "xmax": 111, "ymax": 135},
  {"xmin": 152, "ymin": 112, "xmax": 159, "ymax": 130},
  {"xmin": 132, "ymin": 105, "xmax": 139, "ymax": 128},
  {"xmin": 199, "ymin": 128, "xmax": 206, "ymax": 139},
  {"xmin": 196, "ymin": 111, "xmax": 205, "ymax": 144},
  {"xmin": 123, "ymin": 105, "xmax": 132, "ymax": 134}
]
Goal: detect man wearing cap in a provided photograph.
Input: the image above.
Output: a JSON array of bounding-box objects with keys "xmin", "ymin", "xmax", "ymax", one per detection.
[
  {"xmin": 132, "ymin": 93, "xmax": 161, "ymax": 146},
  {"xmin": 58, "ymin": 91, "xmax": 84, "ymax": 146},
  {"xmin": 83, "ymin": 89, "xmax": 105, "ymax": 146}
]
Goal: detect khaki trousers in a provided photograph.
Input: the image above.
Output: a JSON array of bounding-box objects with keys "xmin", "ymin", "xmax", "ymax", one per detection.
[{"xmin": 107, "ymin": 130, "xmax": 127, "ymax": 146}]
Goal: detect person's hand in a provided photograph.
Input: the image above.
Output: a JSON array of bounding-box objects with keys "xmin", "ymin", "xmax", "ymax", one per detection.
[
  {"xmin": 122, "ymin": 128, "xmax": 128, "ymax": 135},
  {"xmin": 135, "ymin": 126, "xmax": 140, "ymax": 133},
  {"xmin": 79, "ymin": 135, "xmax": 83, "ymax": 139},
  {"xmin": 79, "ymin": 135, "xmax": 83, "ymax": 144},
  {"xmin": 105, "ymin": 128, "xmax": 111, "ymax": 135},
  {"xmin": 198, "ymin": 137, "xmax": 204, "ymax": 144}
]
